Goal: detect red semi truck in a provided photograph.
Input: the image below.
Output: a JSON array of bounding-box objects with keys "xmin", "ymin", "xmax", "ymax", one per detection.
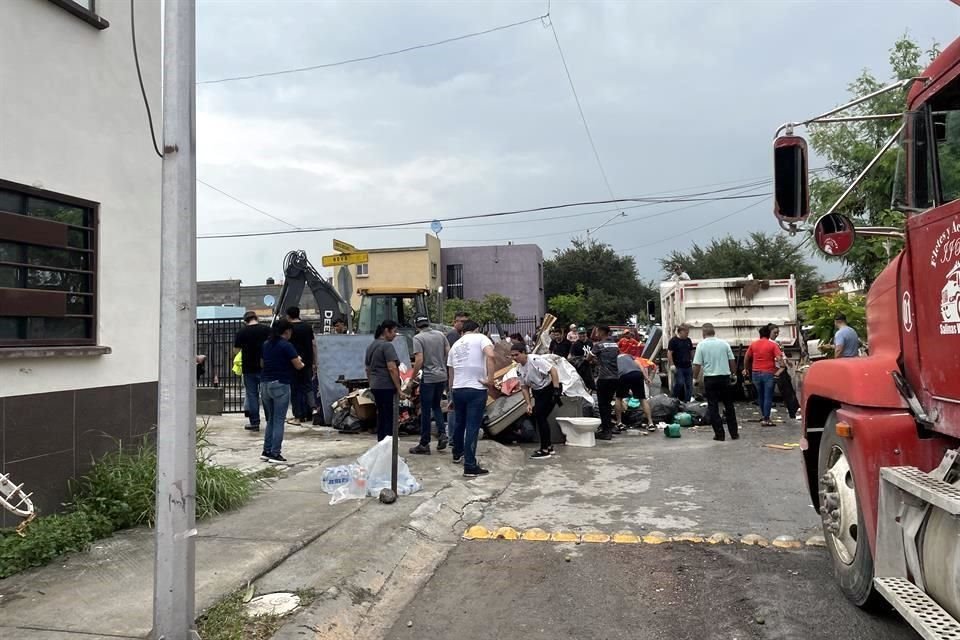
[{"xmin": 773, "ymin": 34, "xmax": 960, "ymax": 636}]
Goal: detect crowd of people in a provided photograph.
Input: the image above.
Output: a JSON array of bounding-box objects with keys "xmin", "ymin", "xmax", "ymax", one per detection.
[{"xmin": 229, "ymin": 304, "xmax": 860, "ymax": 472}]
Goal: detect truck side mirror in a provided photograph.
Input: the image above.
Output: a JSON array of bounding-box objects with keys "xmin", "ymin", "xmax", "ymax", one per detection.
[
  {"xmin": 773, "ymin": 135, "xmax": 810, "ymax": 223},
  {"xmin": 813, "ymin": 213, "xmax": 856, "ymax": 257}
]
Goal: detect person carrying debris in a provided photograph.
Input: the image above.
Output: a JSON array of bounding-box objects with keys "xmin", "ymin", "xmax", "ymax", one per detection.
[
  {"xmin": 585, "ymin": 325, "xmax": 620, "ymax": 440},
  {"xmin": 510, "ymin": 342, "xmax": 562, "ymax": 459},
  {"xmin": 768, "ymin": 324, "xmax": 800, "ymax": 420},
  {"xmin": 409, "ymin": 315, "xmax": 450, "ymax": 455},
  {"xmin": 692, "ymin": 323, "xmax": 739, "ymax": 441}
]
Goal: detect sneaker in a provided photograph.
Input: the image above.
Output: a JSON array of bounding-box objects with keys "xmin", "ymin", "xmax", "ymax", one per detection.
[
  {"xmin": 437, "ymin": 435, "xmax": 449, "ymax": 451},
  {"xmin": 646, "ymin": 424, "xmax": 657, "ymax": 432},
  {"xmin": 548, "ymin": 445, "xmax": 556, "ymax": 454},
  {"xmin": 713, "ymin": 435, "xmax": 725, "ymax": 441},
  {"xmin": 245, "ymin": 425, "xmax": 260, "ymax": 431},
  {"xmin": 267, "ymin": 454, "xmax": 287, "ymax": 463},
  {"xmin": 530, "ymin": 449, "xmax": 553, "ymax": 460},
  {"xmin": 452, "ymin": 455, "xmax": 463, "ymax": 465},
  {"xmin": 260, "ymin": 451, "xmax": 270, "ymax": 461},
  {"xmin": 463, "ymin": 466, "xmax": 490, "ymax": 478},
  {"xmin": 409, "ymin": 444, "xmax": 431, "ymax": 455},
  {"xmin": 731, "ymin": 434, "xmax": 740, "ymax": 440},
  {"xmin": 596, "ymin": 430, "xmax": 614, "ymax": 441}
]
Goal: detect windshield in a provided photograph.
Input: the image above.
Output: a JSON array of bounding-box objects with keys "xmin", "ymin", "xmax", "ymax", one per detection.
[{"xmin": 356, "ymin": 294, "xmax": 427, "ymax": 334}]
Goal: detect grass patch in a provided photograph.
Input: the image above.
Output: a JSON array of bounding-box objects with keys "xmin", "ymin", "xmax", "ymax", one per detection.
[
  {"xmin": 197, "ymin": 587, "xmax": 317, "ymax": 640},
  {"xmin": 0, "ymin": 426, "xmax": 270, "ymax": 578}
]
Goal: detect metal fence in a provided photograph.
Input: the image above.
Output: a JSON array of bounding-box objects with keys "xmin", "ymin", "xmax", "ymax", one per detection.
[
  {"xmin": 484, "ymin": 315, "xmax": 540, "ymax": 339},
  {"xmin": 196, "ymin": 318, "xmax": 245, "ymax": 413}
]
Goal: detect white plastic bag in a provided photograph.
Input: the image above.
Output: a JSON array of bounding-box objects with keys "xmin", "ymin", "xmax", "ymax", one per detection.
[
  {"xmin": 357, "ymin": 438, "xmax": 422, "ymax": 497},
  {"xmin": 329, "ymin": 464, "xmax": 368, "ymax": 505}
]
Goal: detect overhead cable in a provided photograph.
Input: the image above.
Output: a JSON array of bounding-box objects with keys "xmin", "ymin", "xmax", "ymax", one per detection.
[
  {"xmin": 620, "ymin": 198, "xmax": 769, "ymax": 253},
  {"xmin": 198, "ymin": 180, "xmax": 301, "ymax": 230},
  {"xmin": 198, "ymin": 14, "xmax": 549, "ymax": 84},
  {"xmin": 130, "ymin": 0, "xmax": 162, "ymax": 158}
]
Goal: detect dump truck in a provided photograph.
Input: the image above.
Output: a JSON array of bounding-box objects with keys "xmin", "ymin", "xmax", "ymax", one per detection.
[{"xmin": 772, "ymin": 31, "xmax": 960, "ymax": 637}]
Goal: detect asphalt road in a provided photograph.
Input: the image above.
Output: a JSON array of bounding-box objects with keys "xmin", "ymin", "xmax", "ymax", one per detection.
[{"xmin": 383, "ymin": 402, "xmax": 917, "ymax": 639}]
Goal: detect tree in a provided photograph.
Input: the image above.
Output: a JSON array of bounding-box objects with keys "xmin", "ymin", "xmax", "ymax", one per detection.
[
  {"xmin": 443, "ymin": 294, "xmax": 515, "ymax": 328},
  {"xmin": 660, "ymin": 232, "xmax": 821, "ymax": 300},
  {"xmin": 798, "ymin": 294, "xmax": 867, "ymax": 356},
  {"xmin": 544, "ymin": 238, "xmax": 657, "ymax": 325},
  {"xmin": 809, "ymin": 35, "xmax": 940, "ymax": 285}
]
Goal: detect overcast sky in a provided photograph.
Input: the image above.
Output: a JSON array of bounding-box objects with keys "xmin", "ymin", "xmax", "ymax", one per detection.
[{"xmin": 195, "ymin": 0, "xmax": 959, "ymax": 286}]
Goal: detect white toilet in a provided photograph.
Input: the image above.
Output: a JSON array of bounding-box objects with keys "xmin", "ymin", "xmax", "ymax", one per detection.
[{"xmin": 556, "ymin": 417, "xmax": 601, "ymax": 448}]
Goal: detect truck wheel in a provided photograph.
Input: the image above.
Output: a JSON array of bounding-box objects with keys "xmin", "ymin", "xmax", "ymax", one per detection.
[{"xmin": 817, "ymin": 411, "xmax": 886, "ymax": 610}]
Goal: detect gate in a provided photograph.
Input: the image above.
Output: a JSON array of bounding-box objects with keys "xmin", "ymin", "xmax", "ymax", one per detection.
[
  {"xmin": 485, "ymin": 315, "xmax": 540, "ymax": 339},
  {"xmin": 196, "ymin": 318, "xmax": 245, "ymax": 413}
]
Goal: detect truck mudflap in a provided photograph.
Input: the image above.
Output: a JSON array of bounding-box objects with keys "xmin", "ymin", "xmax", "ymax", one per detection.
[{"xmin": 874, "ymin": 452, "xmax": 960, "ymax": 638}]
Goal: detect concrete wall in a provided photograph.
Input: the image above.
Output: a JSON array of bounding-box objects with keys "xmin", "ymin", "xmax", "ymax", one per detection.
[
  {"xmin": 0, "ymin": 0, "xmax": 162, "ymax": 397},
  {"xmin": 333, "ymin": 234, "xmax": 441, "ymax": 310},
  {"xmin": 441, "ymin": 244, "xmax": 545, "ymax": 318},
  {"xmin": 0, "ymin": 0, "xmax": 161, "ymax": 515}
]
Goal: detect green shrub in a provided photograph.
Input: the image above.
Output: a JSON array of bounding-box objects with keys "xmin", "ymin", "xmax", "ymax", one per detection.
[
  {"xmin": 0, "ymin": 508, "xmax": 112, "ymax": 578},
  {"xmin": 70, "ymin": 440, "xmax": 158, "ymax": 529},
  {"xmin": 798, "ymin": 293, "xmax": 867, "ymax": 356}
]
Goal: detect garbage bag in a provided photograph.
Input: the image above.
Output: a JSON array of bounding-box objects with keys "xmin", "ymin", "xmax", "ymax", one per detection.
[
  {"xmin": 358, "ymin": 438, "xmax": 422, "ymax": 497},
  {"xmin": 648, "ymin": 394, "xmax": 681, "ymax": 423},
  {"xmin": 622, "ymin": 407, "xmax": 644, "ymax": 426},
  {"xmin": 682, "ymin": 401, "xmax": 710, "ymax": 425},
  {"xmin": 328, "ymin": 465, "xmax": 368, "ymax": 505}
]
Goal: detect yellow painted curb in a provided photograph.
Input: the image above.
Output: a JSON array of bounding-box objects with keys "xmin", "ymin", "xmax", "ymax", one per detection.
[
  {"xmin": 706, "ymin": 532, "xmax": 734, "ymax": 545},
  {"xmin": 642, "ymin": 531, "xmax": 669, "ymax": 544},
  {"xmin": 672, "ymin": 532, "xmax": 704, "ymax": 543},
  {"xmin": 463, "ymin": 525, "xmax": 491, "ymax": 540},
  {"xmin": 741, "ymin": 534, "xmax": 770, "ymax": 547},
  {"xmin": 550, "ymin": 531, "xmax": 580, "ymax": 543},
  {"xmin": 612, "ymin": 531, "xmax": 641, "ymax": 544},
  {"xmin": 493, "ymin": 526, "xmax": 520, "ymax": 540},
  {"xmin": 772, "ymin": 535, "xmax": 802, "ymax": 549},
  {"xmin": 521, "ymin": 528, "xmax": 551, "ymax": 542},
  {"xmin": 581, "ymin": 532, "xmax": 611, "ymax": 544}
]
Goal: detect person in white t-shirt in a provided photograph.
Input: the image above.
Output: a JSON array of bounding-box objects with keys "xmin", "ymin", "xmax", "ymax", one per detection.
[
  {"xmin": 446, "ymin": 320, "xmax": 495, "ymax": 477},
  {"xmin": 510, "ymin": 343, "xmax": 561, "ymax": 460}
]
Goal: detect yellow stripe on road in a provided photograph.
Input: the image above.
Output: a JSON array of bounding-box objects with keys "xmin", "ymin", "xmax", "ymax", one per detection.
[{"xmin": 462, "ymin": 525, "xmax": 823, "ymax": 551}]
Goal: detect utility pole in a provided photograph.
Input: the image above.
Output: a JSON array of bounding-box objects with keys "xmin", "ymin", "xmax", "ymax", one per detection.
[{"xmin": 153, "ymin": 1, "xmax": 198, "ymax": 639}]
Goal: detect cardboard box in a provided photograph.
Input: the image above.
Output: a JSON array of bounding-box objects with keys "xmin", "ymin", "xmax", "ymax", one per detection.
[{"xmin": 351, "ymin": 390, "xmax": 376, "ymax": 422}]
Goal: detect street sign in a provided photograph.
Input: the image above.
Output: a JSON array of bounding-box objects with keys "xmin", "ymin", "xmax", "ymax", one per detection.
[
  {"xmin": 333, "ymin": 239, "xmax": 358, "ymax": 254},
  {"xmin": 322, "ymin": 252, "xmax": 369, "ymax": 267}
]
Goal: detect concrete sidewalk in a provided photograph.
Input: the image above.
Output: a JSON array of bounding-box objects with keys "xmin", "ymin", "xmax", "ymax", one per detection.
[{"xmin": 0, "ymin": 415, "xmax": 522, "ymax": 639}]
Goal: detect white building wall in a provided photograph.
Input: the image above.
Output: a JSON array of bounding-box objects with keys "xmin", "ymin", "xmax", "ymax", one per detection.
[{"xmin": 0, "ymin": 0, "xmax": 162, "ymax": 397}]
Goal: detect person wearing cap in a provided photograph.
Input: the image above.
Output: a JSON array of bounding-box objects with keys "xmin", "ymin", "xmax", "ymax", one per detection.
[
  {"xmin": 568, "ymin": 327, "xmax": 594, "ymax": 391},
  {"xmin": 409, "ymin": 315, "xmax": 450, "ymax": 455},
  {"xmin": 233, "ymin": 311, "xmax": 271, "ymax": 431},
  {"xmin": 510, "ymin": 342, "xmax": 562, "ymax": 459}
]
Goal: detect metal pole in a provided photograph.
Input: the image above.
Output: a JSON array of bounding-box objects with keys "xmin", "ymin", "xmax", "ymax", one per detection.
[
  {"xmin": 153, "ymin": 1, "xmax": 198, "ymax": 639},
  {"xmin": 391, "ymin": 393, "xmax": 399, "ymax": 494}
]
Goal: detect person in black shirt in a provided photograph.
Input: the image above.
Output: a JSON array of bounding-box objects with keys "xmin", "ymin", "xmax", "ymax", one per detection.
[
  {"xmin": 568, "ymin": 327, "xmax": 594, "ymax": 391},
  {"xmin": 586, "ymin": 325, "xmax": 620, "ymax": 440},
  {"xmin": 233, "ymin": 312, "xmax": 271, "ymax": 430},
  {"xmin": 285, "ymin": 306, "xmax": 318, "ymax": 423},
  {"xmin": 667, "ymin": 324, "xmax": 695, "ymax": 402},
  {"xmin": 548, "ymin": 327, "xmax": 572, "ymax": 358}
]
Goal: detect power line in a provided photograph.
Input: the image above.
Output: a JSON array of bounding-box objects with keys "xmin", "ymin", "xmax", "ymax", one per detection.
[
  {"xmin": 621, "ymin": 198, "xmax": 769, "ymax": 253},
  {"xmin": 548, "ymin": 17, "xmax": 617, "ymax": 203},
  {"xmin": 130, "ymin": 0, "xmax": 162, "ymax": 158},
  {"xmin": 197, "ymin": 191, "xmax": 769, "ymax": 240},
  {"xmin": 198, "ymin": 180, "xmax": 301, "ymax": 230},
  {"xmin": 198, "ymin": 14, "xmax": 549, "ymax": 85}
]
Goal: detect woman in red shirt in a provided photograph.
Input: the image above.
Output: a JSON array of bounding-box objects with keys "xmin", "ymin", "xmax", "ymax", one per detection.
[{"xmin": 743, "ymin": 325, "xmax": 783, "ymax": 426}]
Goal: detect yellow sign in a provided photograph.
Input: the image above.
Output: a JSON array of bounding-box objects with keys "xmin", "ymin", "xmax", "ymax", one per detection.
[
  {"xmin": 333, "ymin": 239, "xmax": 358, "ymax": 254},
  {"xmin": 322, "ymin": 252, "xmax": 369, "ymax": 267}
]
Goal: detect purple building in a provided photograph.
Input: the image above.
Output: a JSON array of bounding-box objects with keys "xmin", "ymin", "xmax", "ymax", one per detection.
[{"xmin": 441, "ymin": 244, "xmax": 545, "ymax": 319}]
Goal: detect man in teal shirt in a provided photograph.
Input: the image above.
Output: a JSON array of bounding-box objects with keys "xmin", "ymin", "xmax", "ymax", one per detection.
[{"xmin": 692, "ymin": 323, "xmax": 739, "ymax": 441}]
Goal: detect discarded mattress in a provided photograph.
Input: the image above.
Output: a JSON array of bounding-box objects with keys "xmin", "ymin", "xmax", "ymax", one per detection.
[{"xmin": 484, "ymin": 393, "xmax": 528, "ymax": 436}]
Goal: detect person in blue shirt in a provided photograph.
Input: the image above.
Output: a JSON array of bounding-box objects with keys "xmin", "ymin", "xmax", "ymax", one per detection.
[
  {"xmin": 259, "ymin": 319, "xmax": 305, "ymax": 463},
  {"xmin": 833, "ymin": 313, "xmax": 860, "ymax": 358}
]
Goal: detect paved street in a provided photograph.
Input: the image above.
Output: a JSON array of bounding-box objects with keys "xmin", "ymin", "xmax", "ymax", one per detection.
[{"xmin": 381, "ymin": 403, "xmax": 918, "ymax": 640}]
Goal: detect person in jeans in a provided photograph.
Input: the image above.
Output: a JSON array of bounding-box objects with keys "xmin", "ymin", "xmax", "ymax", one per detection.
[
  {"xmin": 585, "ymin": 325, "xmax": 620, "ymax": 441},
  {"xmin": 447, "ymin": 320, "xmax": 495, "ymax": 477},
  {"xmin": 692, "ymin": 323, "xmax": 739, "ymax": 441},
  {"xmin": 233, "ymin": 311, "xmax": 271, "ymax": 431},
  {"xmin": 259, "ymin": 319, "xmax": 304, "ymax": 463},
  {"xmin": 511, "ymin": 342, "xmax": 561, "ymax": 459},
  {"xmin": 286, "ymin": 306, "xmax": 317, "ymax": 423},
  {"xmin": 744, "ymin": 324, "xmax": 783, "ymax": 427},
  {"xmin": 365, "ymin": 320, "xmax": 403, "ymax": 441},
  {"xmin": 769, "ymin": 324, "xmax": 800, "ymax": 420},
  {"xmin": 409, "ymin": 315, "xmax": 450, "ymax": 454},
  {"xmin": 445, "ymin": 311, "xmax": 469, "ymax": 442},
  {"xmin": 668, "ymin": 324, "xmax": 694, "ymax": 402}
]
